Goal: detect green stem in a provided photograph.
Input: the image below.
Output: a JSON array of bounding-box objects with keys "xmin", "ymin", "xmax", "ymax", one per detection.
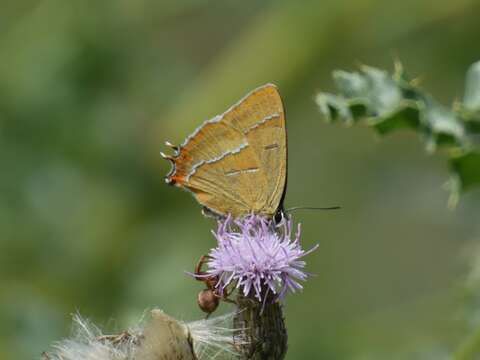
[{"xmin": 233, "ymin": 294, "xmax": 287, "ymax": 360}]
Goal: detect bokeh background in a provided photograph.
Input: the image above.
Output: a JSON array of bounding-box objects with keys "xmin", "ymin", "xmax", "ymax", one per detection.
[{"xmin": 2, "ymin": 0, "xmax": 480, "ymax": 358}]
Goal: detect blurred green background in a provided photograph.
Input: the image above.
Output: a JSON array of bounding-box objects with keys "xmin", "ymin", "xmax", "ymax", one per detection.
[{"xmin": 2, "ymin": 0, "xmax": 480, "ymax": 358}]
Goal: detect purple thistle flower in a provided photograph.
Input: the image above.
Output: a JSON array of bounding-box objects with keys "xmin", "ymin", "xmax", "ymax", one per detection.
[{"xmin": 205, "ymin": 214, "xmax": 318, "ymax": 302}]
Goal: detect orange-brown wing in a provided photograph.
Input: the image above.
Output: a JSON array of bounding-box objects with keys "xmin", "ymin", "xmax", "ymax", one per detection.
[{"xmin": 164, "ymin": 84, "xmax": 287, "ymax": 218}]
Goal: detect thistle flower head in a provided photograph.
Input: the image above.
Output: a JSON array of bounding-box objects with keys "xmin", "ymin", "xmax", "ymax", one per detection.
[{"xmin": 206, "ymin": 214, "xmax": 318, "ymax": 302}]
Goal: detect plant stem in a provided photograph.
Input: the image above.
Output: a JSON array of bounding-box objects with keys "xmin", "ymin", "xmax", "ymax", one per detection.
[{"xmin": 233, "ymin": 293, "xmax": 287, "ymax": 360}]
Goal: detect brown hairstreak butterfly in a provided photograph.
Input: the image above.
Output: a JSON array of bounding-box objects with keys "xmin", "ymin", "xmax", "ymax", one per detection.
[{"xmin": 162, "ymin": 84, "xmax": 287, "ymax": 219}]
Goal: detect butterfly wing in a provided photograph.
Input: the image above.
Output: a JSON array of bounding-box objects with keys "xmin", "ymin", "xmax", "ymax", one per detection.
[{"xmin": 165, "ymin": 84, "xmax": 287, "ymax": 218}]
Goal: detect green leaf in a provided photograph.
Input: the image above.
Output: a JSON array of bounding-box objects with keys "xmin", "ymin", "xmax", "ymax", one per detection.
[
  {"xmin": 421, "ymin": 99, "xmax": 465, "ymax": 150},
  {"xmin": 317, "ymin": 60, "xmax": 480, "ymax": 203},
  {"xmin": 450, "ymin": 150, "xmax": 480, "ymax": 192},
  {"xmin": 369, "ymin": 101, "xmax": 420, "ymax": 135},
  {"xmin": 315, "ymin": 93, "xmax": 353, "ymax": 124},
  {"xmin": 464, "ymin": 61, "xmax": 480, "ymax": 112},
  {"xmin": 465, "ymin": 120, "xmax": 480, "ymax": 135},
  {"xmin": 332, "ymin": 67, "xmax": 403, "ymax": 116},
  {"xmin": 360, "ymin": 66, "xmax": 403, "ymax": 116},
  {"xmin": 332, "ymin": 70, "xmax": 368, "ymax": 99}
]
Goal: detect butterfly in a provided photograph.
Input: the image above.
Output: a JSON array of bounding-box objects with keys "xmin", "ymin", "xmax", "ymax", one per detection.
[{"xmin": 162, "ymin": 84, "xmax": 287, "ymax": 220}]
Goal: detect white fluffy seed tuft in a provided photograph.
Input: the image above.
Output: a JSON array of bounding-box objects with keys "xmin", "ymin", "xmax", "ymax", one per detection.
[{"xmin": 43, "ymin": 310, "xmax": 238, "ymax": 360}]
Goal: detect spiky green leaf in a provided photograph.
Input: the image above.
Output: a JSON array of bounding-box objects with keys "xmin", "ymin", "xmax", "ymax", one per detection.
[{"xmin": 317, "ymin": 61, "xmax": 480, "ymax": 203}]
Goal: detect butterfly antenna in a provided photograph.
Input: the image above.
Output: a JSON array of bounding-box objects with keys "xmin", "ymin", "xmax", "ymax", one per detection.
[{"xmin": 285, "ymin": 206, "xmax": 341, "ymax": 213}]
